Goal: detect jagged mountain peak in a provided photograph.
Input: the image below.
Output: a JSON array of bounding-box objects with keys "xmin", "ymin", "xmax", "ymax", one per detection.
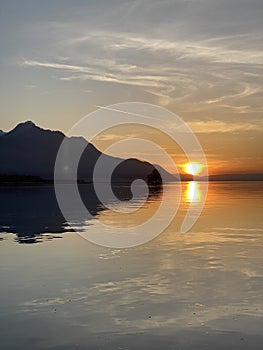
[
  {"xmin": 7, "ymin": 120, "xmax": 38, "ymax": 135},
  {"xmin": 19, "ymin": 120, "xmax": 36, "ymax": 127}
]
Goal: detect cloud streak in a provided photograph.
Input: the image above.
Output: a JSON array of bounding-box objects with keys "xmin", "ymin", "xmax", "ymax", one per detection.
[
  {"xmin": 188, "ymin": 120, "xmax": 263, "ymax": 134},
  {"xmin": 71, "ymin": 31, "xmax": 263, "ymax": 65}
]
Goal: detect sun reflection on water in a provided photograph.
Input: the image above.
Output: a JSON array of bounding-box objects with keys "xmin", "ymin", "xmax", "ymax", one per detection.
[{"xmin": 185, "ymin": 181, "xmax": 201, "ymax": 203}]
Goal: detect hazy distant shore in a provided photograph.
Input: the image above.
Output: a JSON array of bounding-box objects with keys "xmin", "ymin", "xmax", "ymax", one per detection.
[{"xmin": 0, "ymin": 173, "xmax": 262, "ymax": 185}]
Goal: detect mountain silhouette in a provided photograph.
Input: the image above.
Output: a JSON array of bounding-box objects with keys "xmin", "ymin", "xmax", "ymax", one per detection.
[{"xmin": 0, "ymin": 121, "xmax": 174, "ymax": 183}]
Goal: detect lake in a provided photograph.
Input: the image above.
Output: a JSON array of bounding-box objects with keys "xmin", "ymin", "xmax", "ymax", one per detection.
[{"xmin": 0, "ymin": 182, "xmax": 262, "ymax": 349}]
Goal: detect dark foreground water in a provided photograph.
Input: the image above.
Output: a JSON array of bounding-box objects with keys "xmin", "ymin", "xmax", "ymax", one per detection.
[{"xmin": 0, "ymin": 182, "xmax": 262, "ymax": 349}]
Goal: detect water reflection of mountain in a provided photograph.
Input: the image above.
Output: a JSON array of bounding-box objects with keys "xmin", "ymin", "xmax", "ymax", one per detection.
[{"xmin": 0, "ymin": 184, "xmax": 162, "ymax": 244}]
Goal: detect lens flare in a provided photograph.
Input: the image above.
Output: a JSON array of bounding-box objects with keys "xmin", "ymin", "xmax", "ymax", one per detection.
[{"xmin": 55, "ymin": 103, "xmax": 208, "ymax": 248}]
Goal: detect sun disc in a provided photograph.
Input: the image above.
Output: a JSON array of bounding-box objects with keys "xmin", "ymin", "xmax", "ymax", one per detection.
[{"xmin": 184, "ymin": 162, "xmax": 203, "ymax": 175}]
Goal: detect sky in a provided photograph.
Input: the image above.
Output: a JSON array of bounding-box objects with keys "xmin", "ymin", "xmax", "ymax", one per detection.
[{"xmin": 0, "ymin": 0, "xmax": 262, "ymax": 174}]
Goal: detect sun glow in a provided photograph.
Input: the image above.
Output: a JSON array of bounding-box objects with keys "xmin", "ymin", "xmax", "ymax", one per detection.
[{"xmin": 184, "ymin": 162, "xmax": 203, "ymax": 176}]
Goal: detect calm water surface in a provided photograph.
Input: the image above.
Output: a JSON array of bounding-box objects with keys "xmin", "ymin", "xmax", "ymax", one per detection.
[{"xmin": 0, "ymin": 182, "xmax": 262, "ymax": 349}]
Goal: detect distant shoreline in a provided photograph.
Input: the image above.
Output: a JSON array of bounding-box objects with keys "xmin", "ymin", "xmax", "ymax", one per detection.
[{"xmin": 1, "ymin": 173, "xmax": 263, "ymax": 186}]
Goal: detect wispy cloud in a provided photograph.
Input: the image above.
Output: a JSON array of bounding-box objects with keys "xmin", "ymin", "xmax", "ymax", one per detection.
[
  {"xmin": 22, "ymin": 59, "xmax": 163, "ymax": 88},
  {"xmin": 21, "ymin": 27, "xmax": 263, "ymax": 113},
  {"xmin": 205, "ymin": 86, "xmax": 262, "ymax": 105},
  {"xmin": 71, "ymin": 31, "xmax": 263, "ymax": 65},
  {"xmin": 188, "ymin": 120, "xmax": 263, "ymax": 133}
]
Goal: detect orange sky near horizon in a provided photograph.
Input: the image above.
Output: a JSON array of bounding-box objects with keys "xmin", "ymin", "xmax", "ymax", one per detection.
[{"xmin": 91, "ymin": 123, "xmax": 262, "ymax": 175}]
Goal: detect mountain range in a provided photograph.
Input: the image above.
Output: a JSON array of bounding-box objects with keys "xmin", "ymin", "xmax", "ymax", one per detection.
[{"xmin": 0, "ymin": 121, "xmax": 175, "ymax": 183}]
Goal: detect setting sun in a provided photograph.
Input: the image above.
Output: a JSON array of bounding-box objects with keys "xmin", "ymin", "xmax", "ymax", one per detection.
[{"xmin": 184, "ymin": 162, "xmax": 203, "ymax": 175}]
